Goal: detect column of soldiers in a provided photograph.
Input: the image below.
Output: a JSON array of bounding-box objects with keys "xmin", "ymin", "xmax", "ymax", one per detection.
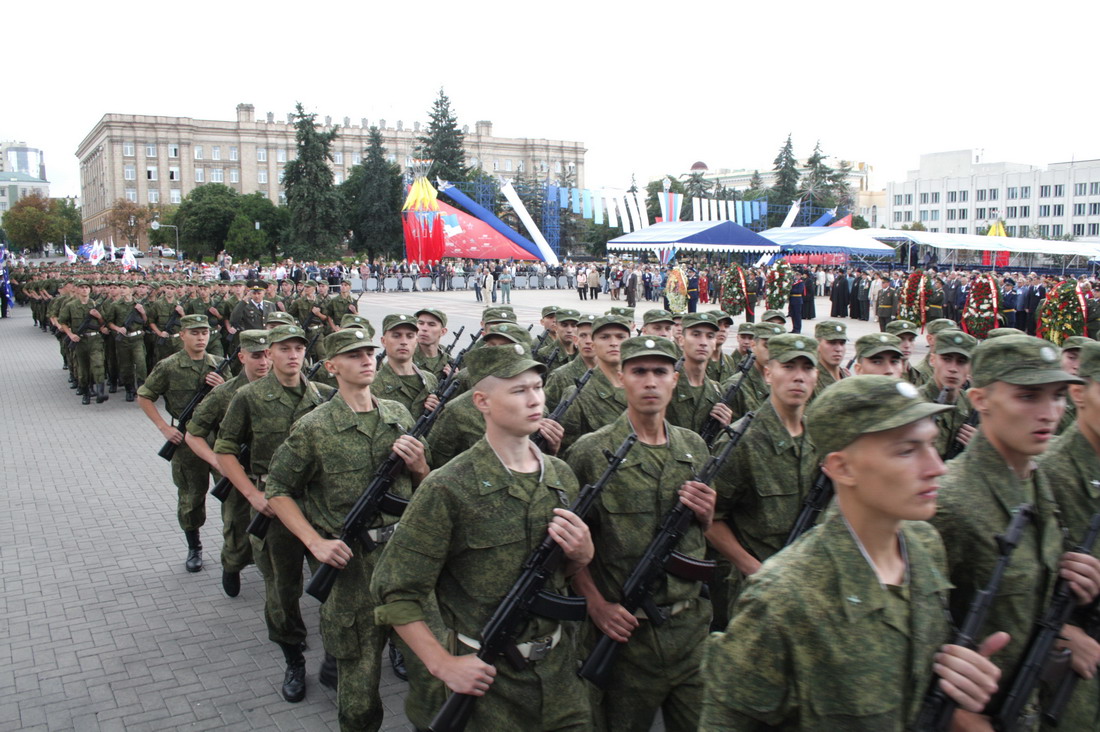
[{"xmin": 16, "ymin": 262, "xmax": 1100, "ymax": 731}]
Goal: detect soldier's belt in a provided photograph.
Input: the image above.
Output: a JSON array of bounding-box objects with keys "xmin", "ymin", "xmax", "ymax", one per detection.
[
  {"xmin": 456, "ymin": 624, "xmax": 562, "ymax": 662},
  {"xmin": 365, "ymin": 522, "xmax": 398, "ymax": 544},
  {"xmin": 127, "ymin": 331, "xmax": 144, "ymax": 337},
  {"xmin": 633, "ymin": 599, "xmax": 691, "ymax": 621},
  {"xmin": 169, "ymin": 333, "xmax": 181, "ymax": 338},
  {"xmin": 83, "ymin": 332, "xmax": 99, "ymax": 337}
]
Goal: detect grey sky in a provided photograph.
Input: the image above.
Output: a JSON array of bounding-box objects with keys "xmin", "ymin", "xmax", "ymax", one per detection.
[{"xmin": 6, "ymin": 0, "xmax": 1098, "ymax": 201}]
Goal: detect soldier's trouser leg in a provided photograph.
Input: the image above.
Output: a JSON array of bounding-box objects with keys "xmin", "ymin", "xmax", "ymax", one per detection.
[
  {"xmin": 74, "ymin": 340, "xmax": 93, "ymax": 388},
  {"xmin": 84, "ymin": 336, "xmax": 106, "ymax": 383},
  {"xmin": 144, "ymin": 333, "xmax": 158, "ymax": 373},
  {"xmin": 105, "ymin": 337, "xmax": 119, "ymax": 385},
  {"xmin": 220, "ymin": 488, "xmax": 253, "ymax": 573},
  {"xmin": 589, "ymin": 600, "xmax": 708, "ymax": 732},
  {"xmin": 117, "ymin": 337, "xmax": 147, "ymax": 387},
  {"xmin": 251, "ymin": 515, "xmax": 307, "ymax": 646},
  {"xmin": 171, "ymin": 441, "xmax": 210, "ymax": 531}
]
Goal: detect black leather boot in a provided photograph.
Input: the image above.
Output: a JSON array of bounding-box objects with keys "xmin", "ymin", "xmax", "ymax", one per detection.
[
  {"xmin": 319, "ymin": 652, "xmax": 338, "ymax": 690},
  {"xmin": 221, "ymin": 569, "xmax": 240, "ymax": 597},
  {"xmin": 389, "ymin": 641, "xmax": 408, "ymax": 681},
  {"xmin": 81, "ymin": 389, "xmax": 91, "ymax": 405},
  {"xmin": 125, "ymin": 386, "xmax": 136, "ymax": 402},
  {"xmin": 279, "ymin": 642, "xmax": 307, "ymax": 702},
  {"xmin": 76, "ymin": 384, "xmax": 86, "ymax": 395},
  {"xmin": 96, "ymin": 383, "xmax": 109, "ymax": 404},
  {"xmin": 108, "ymin": 380, "xmax": 118, "ymax": 394},
  {"xmin": 184, "ymin": 530, "xmax": 203, "ymax": 572}
]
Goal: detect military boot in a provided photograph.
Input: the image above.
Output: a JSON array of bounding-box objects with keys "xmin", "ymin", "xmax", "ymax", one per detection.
[
  {"xmin": 96, "ymin": 383, "xmax": 109, "ymax": 404},
  {"xmin": 81, "ymin": 390, "xmax": 91, "ymax": 405},
  {"xmin": 184, "ymin": 530, "xmax": 203, "ymax": 572},
  {"xmin": 125, "ymin": 386, "xmax": 136, "ymax": 402},
  {"xmin": 319, "ymin": 652, "xmax": 338, "ymax": 690},
  {"xmin": 108, "ymin": 380, "xmax": 118, "ymax": 394},
  {"xmin": 388, "ymin": 641, "xmax": 408, "ymax": 681},
  {"xmin": 279, "ymin": 642, "xmax": 307, "ymax": 702}
]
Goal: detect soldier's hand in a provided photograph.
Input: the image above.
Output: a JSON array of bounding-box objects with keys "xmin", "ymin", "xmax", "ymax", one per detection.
[
  {"xmin": 1061, "ymin": 551, "xmax": 1100, "ymax": 605},
  {"xmin": 311, "ymin": 306, "xmax": 322, "ymax": 316},
  {"xmin": 435, "ymin": 654, "xmax": 496, "ymax": 696},
  {"xmin": 588, "ymin": 596, "xmax": 639, "ymax": 643},
  {"xmin": 309, "ymin": 538, "xmax": 352, "ymax": 568},
  {"xmin": 174, "ymin": 305, "xmax": 185, "ymax": 316},
  {"xmin": 937, "ymin": 631, "xmax": 1008, "ymax": 715},
  {"xmin": 69, "ymin": 333, "xmax": 81, "ymax": 343},
  {"xmin": 205, "ymin": 372, "xmax": 225, "ymax": 387},
  {"xmin": 1059, "ymin": 624, "xmax": 1100, "ymax": 679},
  {"xmin": 548, "ymin": 509, "xmax": 593, "ymax": 566},
  {"xmin": 160, "ymin": 425, "xmax": 184, "ymax": 444},
  {"xmin": 536, "ymin": 418, "xmax": 564, "ymax": 454},
  {"xmin": 227, "ymin": 326, "xmax": 237, "ymax": 335},
  {"xmin": 392, "ymin": 435, "xmax": 428, "ymax": 477},
  {"xmin": 957, "ymin": 423, "xmax": 978, "ymax": 447},
  {"xmin": 247, "ymin": 491, "xmax": 275, "ymax": 516},
  {"xmin": 441, "ymin": 363, "xmax": 453, "ymax": 378},
  {"xmin": 709, "ymin": 402, "xmax": 733, "ymax": 427},
  {"xmin": 679, "ymin": 480, "xmax": 716, "ymax": 530},
  {"xmin": 99, "ymin": 326, "xmax": 109, "ymax": 335},
  {"xmin": 89, "ymin": 308, "xmax": 101, "ymax": 319},
  {"xmin": 423, "ymin": 394, "xmax": 441, "ymax": 413}
]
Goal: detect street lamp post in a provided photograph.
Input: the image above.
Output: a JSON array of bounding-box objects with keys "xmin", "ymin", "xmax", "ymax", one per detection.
[{"xmin": 150, "ymin": 220, "xmax": 179, "ymax": 258}]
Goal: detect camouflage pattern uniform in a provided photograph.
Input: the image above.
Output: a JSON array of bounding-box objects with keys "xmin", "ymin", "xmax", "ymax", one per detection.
[
  {"xmin": 706, "ymin": 352, "xmax": 735, "ymax": 385},
  {"xmin": 699, "ymin": 512, "xmax": 953, "ymax": 731},
  {"xmin": 150, "ymin": 296, "xmax": 186, "ymax": 363},
  {"xmin": 324, "ymin": 291, "xmax": 357, "ymax": 327},
  {"xmin": 566, "ymin": 411, "xmax": 710, "ymax": 732},
  {"xmin": 918, "ymin": 380, "xmax": 974, "ymax": 459},
  {"xmin": 107, "ymin": 296, "xmax": 148, "ymax": 392},
  {"xmin": 666, "ymin": 369, "xmax": 725, "ymax": 435},
  {"xmin": 543, "ymin": 355, "xmax": 590, "ymax": 413},
  {"xmin": 559, "ymin": 367, "xmax": 627, "ymax": 454},
  {"xmin": 372, "ymin": 362, "xmax": 438, "ymax": 419},
  {"xmin": 59, "ymin": 296, "xmax": 106, "ymax": 389},
  {"xmin": 413, "ymin": 347, "xmax": 450, "ymax": 381},
  {"xmin": 266, "ymin": 394, "xmax": 419, "ymax": 732},
  {"xmin": 372, "ymin": 438, "xmax": 591, "ymax": 731}
]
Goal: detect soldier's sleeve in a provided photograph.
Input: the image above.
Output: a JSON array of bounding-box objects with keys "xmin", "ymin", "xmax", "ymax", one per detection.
[
  {"xmin": 265, "ymin": 421, "xmax": 318, "ymax": 501},
  {"xmin": 187, "ymin": 385, "xmax": 227, "ymax": 439},
  {"xmin": 137, "ymin": 358, "xmax": 171, "ymax": 401},
  {"xmin": 424, "ymin": 403, "xmax": 459, "ymax": 470},
  {"xmin": 712, "ymin": 427, "xmax": 751, "ymax": 522},
  {"xmin": 558, "ymin": 386, "xmax": 584, "ymax": 454},
  {"xmin": 213, "ymin": 391, "xmax": 250, "ymax": 455}
]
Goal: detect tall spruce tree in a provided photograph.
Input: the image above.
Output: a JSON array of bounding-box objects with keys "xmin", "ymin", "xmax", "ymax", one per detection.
[
  {"xmin": 800, "ymin": 140, "xmax": 835, "ymax": 208},
  {"xmin": 283, "ymin": 102, "xmax": 344, "ymax": 259},
  {"xmin": 416, "ymin": 89, "xmax": 468, "ymax": 183},
  {"xmin": 342, "ymin": 127, "xmax": 404, "ymax": 261},
  {"xmin": 772, "ymin": 134, "xmax": 801, "ymax": 203}
]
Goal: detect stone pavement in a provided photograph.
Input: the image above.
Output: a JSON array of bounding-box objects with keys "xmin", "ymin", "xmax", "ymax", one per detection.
[{"xmin": 0, "ymin": 285, "xmax": 907, "ymax": 732}]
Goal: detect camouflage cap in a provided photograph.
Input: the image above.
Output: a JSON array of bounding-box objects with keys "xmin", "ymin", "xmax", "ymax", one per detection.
[
  {"xmin": 815, "ymin": 320, "xmax": 848, "ymax": 342},
  {"xmin": 483, "ymin": 306, "xmax": 517, "ymax": 324},
  {"xmin": 324, "ymin": 327, "xmax": 377, "ymax": 357},
  {"xmin": 807, "ymin": 376, "xmax": 953, "ymax": 457},
  {"xmin": 577, "ymin": 313, "xmax": 597, "ymax": 327},
  {"xmin": 768, "ymin": 334, "xmax": 819, "ymax": 365},
  {"xmin": 886, "ymin": 319, "xmax": 920, "ymax": 337},
  {"xmin": 1076, "ymin": 341, "xmax": 1100, "ymax": 381},
  {"xmin": 986, "ymin": 327, "xmax": 1025, "ymax": 339},
  {"xmin": 238, "ymin": 329, "xmax": 272, "ymax": 353},
  {"xmin": 620, "ymin": 336, "xmax": 678, "ymax": 365},
  {"xmin": 643, "ymin": 309, "xmax": 676, "ymax": 325},
  {"xmin": 382, "ymin": 313, "xmax": 418, "ymax": 332},
  {"xmin": 541, "ymin": 305, "xmax": 560, "ymax": 318},
  {"xmin": 592, "ymin": 314, "xmax": 632, "ymax": 336},
  {"xmin": 761, "ymin": 309, "xmax": 788, "ymax": 323},
  {"xmin": 340, "ymin": 314, "xmax": 373, "ymax": 332},
  {"xmin": 179, "ymin": 314, "xmax": 209, "ymax": 330},
  {"xmin": 927, "ymin": 318, "xmax": 959, "ymax": 336},
  {"xmin": 265, "ymin": 311, "xmax": 296, "ymax": 326},
  {"xmin": 932, "ymin": 330, "xmax": 978, "ymax": 357},
  {"xmin": 266, "ymin": 324, "xmax": 308, "ymax": 344},
  {"xmin": 855, "ymin": 333, "xmax": 904, "ymax": 359},
  {"xmin": 681, "ymin": 312, "xmax": 719, "ymax": 331},
  {"xmin": 484, "ymin": 322, "xmax": 532, "ymax": 346},
  {"xmin": 415, "ymin": 307, "xmax": 447, "ymax": 327},
  {"xmin": 466, "ymin": 342, "xmax": 545, "ymax": 387},
  {"xmin": 971, "ymin": 334, "xmax": 1084, "ymax": 388},
  {"xmin": 555, "ymin": 308, "xmax": 582, "ymax": 324},
  {"xmin": 300, "ymin": 280, "xmax": 317, "ymax": 289},
  {"xmin": 1061, "ymin": 336, "xmax": 1093, "ymax": 351},
  {"xmin": 712, "ymin": 310, "xmax": 734, "ymax": 325},
  {"xmin": 737, "ymin": 322, "xmax": 756, "ymax": 335},
  {"xmin": 609, "ymin": 306, "xmax": 635, "ymax": 319},
  {"xmin": 752, "ymin": 322, "xmax": 785, "ymax": 340}
]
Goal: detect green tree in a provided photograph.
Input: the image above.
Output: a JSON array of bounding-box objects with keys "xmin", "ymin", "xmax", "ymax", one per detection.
[
  {"xmin": 224, "ymin": 213, "xmax": 268, "ymax": 261},
  {"xmin": 283, "ymin": 102, "xmax": 344, "ymax": 260},
  {"xmin": 830, "ymin": 160, "xmax": 855, "ymax": 210},
  {"xmin": 236, "ymin": 192, "xmax": 284, "ymax": 260},
  {"xmin": 342, "ymin": 126, "xmax": 404, "ymax": 261},
  {"xmin": 749, "ymin": 170, "xmax": 764, "ymax": 191},
  {"xmin": 681, "ymin": 170, "xmax": 713, "ymax": 201},
  {"xmin": 106, "ymin": 198, "xmax": 152, "ymax": 248},
  {"xmin": 147, "ymin": 204, "xmax": 179, "ymax": 248},
  {"xmin": 50, "ymin": 198, "xmax": 83, "ymax": 248},
  {"xmin": 176, "ymin": 183, "xmax": 239, "ymax": 260},
  {"xmin": 1, "ymin": 192, "xmax": 53, "ymax": 253},
  {"xmin": 800, "ymin": 140, "xmax": 835, "ymax": 208},
  {"xmin": 416, "ymin": 88, "xmax": 468, "ymax": 183},
  {"xmin": 582, "ymin": 219, "xmax": 618, "ymax": 257},
  {"xmin": 771, "ymin": 134, "xmax": 801, "ymax": 202},
  {"xmin": 852, "ymin": 214, "xmax": 870, "ymax": 229}
]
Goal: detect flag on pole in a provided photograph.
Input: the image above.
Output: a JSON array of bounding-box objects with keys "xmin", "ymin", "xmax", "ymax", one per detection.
[
  {"xmin": 781, "ymin": 200, "xmax": 802, "ymax": 228},
  {"xmin": 65, "ymin": 244, "xmax": 78, "ymax": 264},
  {"xmin": 121, "ymin": 246, "xmax": 138, "ymax": 272},
  {"xmin": 89, "ymin": 240, "xmax": 106, "ymax": 265}
]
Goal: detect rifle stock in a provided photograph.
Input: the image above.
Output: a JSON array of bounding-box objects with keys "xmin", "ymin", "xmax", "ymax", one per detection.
[
  {"xmin": 211, "ymin": 444, "xmax": 250, "ymax": 502},
  {"xmin": 784, "ymin": 472, "xmax": 834, "ymax": 547}
]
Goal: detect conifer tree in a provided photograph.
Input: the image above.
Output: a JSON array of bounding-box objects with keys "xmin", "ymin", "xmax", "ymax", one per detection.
[
  {"xmin": 416, "ymin": 89, "xmax": 468, "ymax": 183},
  {"xmin": 283, "ymin": 102, "xmax": 344, "ymax": 259},
  {"xmin": 342, "ymin": 127, "xmax": 404, "ymax": 260}
]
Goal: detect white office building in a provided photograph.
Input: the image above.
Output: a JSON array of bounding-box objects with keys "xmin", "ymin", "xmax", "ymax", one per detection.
[{"xmin": 885, "ymin": 150, "xmax": 1100, "ymax": 242}]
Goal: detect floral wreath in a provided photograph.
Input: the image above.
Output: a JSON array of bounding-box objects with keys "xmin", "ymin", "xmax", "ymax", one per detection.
[
  {"xmin": 961, "ymin": 275, "xmax": 999, "ymax": 340},
  {"xmin": 765, "ymin": 260, "xmax": 795, "ymax": 310},
  {"xmin": 1037, "ymin": 280, "xmax": 1085, "ymax": 345},
  {"xmin": 665, "ymin": 265, "xmax": 688, "ymax": 314},
  {"xmin": 899, "ymin": 270, "xmax": 934, "ymax": 327},
  {"xmin": 719, "ymin": 265, "xmax": 748, "ymax": 316}
]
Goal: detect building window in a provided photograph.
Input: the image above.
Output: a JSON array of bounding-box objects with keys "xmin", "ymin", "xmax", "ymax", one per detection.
[
  {"xmin": 195, "ymin": 146, "xmax": 204, "ymax": 160},
  {"xmin": 947, "ymin": 227, "xmax": 956, "ymax": 234},
  {"xmin": 1074, "ymin": 203, "xmax": 1086, "ymax": 216},
  {"xmin": 920, "ymin": 210, "xmax": 930, "ymax": 221},
  {"xmin": 893, "ymin": 194, "xmax": 903, "ymax": 205},
  {"xmin": 1007, "ymin": 187, "xmax": 1018, "ymax": 199},
  {"xmin": 405, "ymin": 156, "xmax": 413, "ymax": 167},
  {"xmin": 1021, "ymin": 186, "xmax": 1031, "ymax": 198},
  {"xmin": 947, "ymin": 209, "xmax": 957, "ymax": 220},
  {"xmin": 959, "ymin": 191, "xmax": 968, "ymax": 202},
  {"xmin": 1038, "ymin": 225, "xmax": 1050, "ymax": 237},
  {"xmin": 229, "ymin": 168, "xmax": 240, "ymax": 184},
  {"xmin": 211, "ymin": 168, "xmax": 224, "ymax": 183},
  {"xmin": 976, "ymin": 189, "xmax": 987, "ymax": 202},
  {"xmin": 277, "ymin": 149, "xmax": 287, "ymax": 163},
  {"xmin": 958, "ymin": 227, "xmax": 967, "ymax": 234},
  {"xmin": 125, "ymin": 188, "xmax": 137, "ymax": 202},
  {"xmin": 492, "ymin": 160, "xmax": 499, "ymax": 171},
  {"xmin": 1039, "ymin": 205, "xmax": 1051, "ymax": 217},
  {"xmin": 123, "ymin": 142, "xmax": 135, "ymax": 156},
  {"xmin": 904, "ymin": 211, "xmax": 912, "ymax": 222},
  {"xmin": 195, "ymin": 168, "xmax": 205, "ymax": 183},
  {"xmin": 1052, "ymin": 224, "xmax": 1064, "ymax": 236},
  {"xmin": 278, "ymin": 192, "xmax": 287, "ymax": 205},
  {"xmin": 229, "ymin": 146, "xmax": 238, "ymax": 162},
  {"xmin": 904, "ymin": 193, "xmax": 913, "ymax": 205},
  {"xmin": 517, "ymin": 161, "xmax": 524, "ymax": 172},
  {"xmin": 145, "ymin": 144, "xmax": 156, "ymax": 158},
  {"xmin": 278, "ymin": 169, "xmax": 285, "ymax": 184},
  {"xmin": 258, "ymin": 169, "xmax": 268, "ymax": 184},
  {"xmin": 976, "ymin": 207, "xmax": 986, "ymax": 219},
  {"xmin": 1092, "ymin": 182, "xmax": 1100, "ymax": 196},
  {"xmin": 990, "ymin": 189, "xmax": 999, "ymax": 200},
  {"xmin": 334, "ymin": 151, "xmax": 343, "ymax": 165},
  {"xmin": 123, "ymin": 165, "xmax": 136, "ymax": 181},
  {"xmin": 920, "ymin": 193, "xmax": 929, "ymax": 204},
  {"xmin": 212, "ymin": 146, "xmax": 221, "ymax": 161},
  {"xmin": 1020, "ymin": 205, "xmax": 1030, "ymax": 217},
  {"xmin": 168, "ymin": 166, "xmax": 180, "ymax": 181},
  {"xmin": 1074, "ymin": 224, "xmax": 1086, "ymax": 236},
  {"xmin": 257, "ymin": 147, "xmax": 268, "ymax": 162},
  {"xmin": 1006, "ymin": 207, "xmax": 1017, "ymax": 218},
  {"xmin": 146, "ymin": 166, "xmax": 158, "ymax": 181},
  {"xmin": 1090, "ymin": 224, "xmax": 1100, "ymax": 237},
  {"xmin": 1005, "ymin": 226, "xmax": 1015, "ymax": 236},
  {"xmin": 352, "ymin": 153, "xmax": 361, "ymax": 165},
  {"xmin": 168, "ymin": 144, "xmax": 179, "ymax": 158},
  {"xmin": 148, "ymin": 190, "xmax": 159, "ymax": 204},
  {"xmin": 1054, "ymin": 184, "xmax": 1065, "ymax": 197},
  {"xmin": 1053, "ymin": 204, "xmax": 1064, "ymax": 216},
  {"xmin": 1040, "ymin": 185, "xmax": 1051, "ymax": 197},
  {"xmin": 931, "ymin": 210, "xmax": 940, "ymax": 221},
  {"xmin": 947, "ymin": 191, "xmax": 957, "ymax": 203},
  {"xmin": 170, "ymin": 189, "xmax": 182, "ymax": 204},
  {"xmin": 1091, "ymin": 203, "xmax": 1100, "ymax": 215},
  {"xmin": 1076, "ymin": 183, "xmax": 1087, "ymax": 196},
  {"xmin": 931, "ymin": 192, "xmax": 940, "ymax": 203},
  {"xmin": 894, "ymin": 212, "xmax": 903, "ymax": 222}
]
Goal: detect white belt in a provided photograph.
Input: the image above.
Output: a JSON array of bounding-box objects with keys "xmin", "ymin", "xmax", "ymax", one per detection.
[
  {"xmin": 457, "ymin": 625, "xmax": 562, "ymax": 662},
  {"xmin": 366, "ymin": 522, "xmax": 398, "ymax": 543},
  {"xmin": 127, "ymin": 331, "xmax": 144, "ymax": 337},
  {"xmin": 170, "ymin": 333, "xmax": 181, "ymax": 338},
  {"xmin": 634, "ymin": 599, "xmax": 691, "ymax": 621},
  {"xmin": 83, "ymin": 332, "xmax": 99, "ymax": 337}
]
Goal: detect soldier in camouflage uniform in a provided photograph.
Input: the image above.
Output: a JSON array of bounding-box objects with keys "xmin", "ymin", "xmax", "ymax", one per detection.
[
  {"xmin": 373, "ymin": 314, "xmax": 440, "ymax": 419},
  {"xmin": 559, "ymin": 314, "xmax": 632, "ymax": 454},
  {"xmin": 102, "ymin": 281, "xmax": 121, "ymax": 393},
  {"xmin": 812, "ymin": 320, "xmax": 850, "ymax": 399},
  {"xmin": 706, "ymin": 310, "xmax": 736, "ymax": 384},
  {"xmin": 59, "ymin": 281, "xmax": 110, "ymax": 404},
  {"xmin": 412, "ymin": 307, "xmax": 451, "ymax": 380},
  {"xmin": 709, "ymin": 334, "xmax": 820, "ymax": 621},
  {"xmin": 324, "ymin": 280, "xmax": 358, "ymax": 326},
  {"xmin": 886, "ymin": 319, "xmax": 924, "ymax": 386},
  {"xmin": 566, "ymin": 335, "xmax": 715, "ymax": 732},
  {"xmin": 851, "ymin": 332, "xmax": 905, "ymax": 378},
  {"xmin": 1055, "ymin": 336, "xmax": 1091, "ymax": 436},
  {"xmin": 372, "ymin": 345, "xmax": 595, "ymax": 731},
  {"xmin": 214, "ymin": 324, "xmax": 335, "ymax": 703},
  {"xmin": 666, "ymin": 312, "xmax": 732, "ymax": 435},
  {"xmin": 917, "ymin": 330, "xmax": 979, "ymax": 459},
  {"xmin": 149, "ymin": 281, "xmax": 187, "ymax": 363},
  {"xmin": 728, "ymin": 321, "xmax": 755, "ymax": 370},
  {"xmin": 267, "ymin": 327, "xmax": 429, "ymax": 732},
  {"xmin": 544, "ymin": 308, "xmax": 581, "ymax": 373},
  {"xmin": 186, "ymin": 281, "xmax": 224, "ymax": 357},
  {"xmin": 105, "ymin": 282, "xmax": 148, "ymax": 401},
  {"xmin": 183, "ymin": 330, "xmax": 271, "ymax": 597},
  {"xmin": 913, "ymin": 318, "xmax": 960, "ymax": 383},
  {"xmin": 138, "ymin": 314, "xmax": 226, "ymax": 570},
  {"xmin": 933, "ymin": 335, "xmax": 1100, "ymax": 729},
  {"xmin": 534, "ymin": 305, "xmax": 560, "ymax": 360},
  {"xmin": 700, "ymin": 375, "xmax": 1007, "ymax": 731},
  {"xmin": 719, "ymin": 322, "xmax": 783, "ymax": 418},
  {"xmin": 544, "ymin": 313, "xmax": 596, "ymax": 412}
]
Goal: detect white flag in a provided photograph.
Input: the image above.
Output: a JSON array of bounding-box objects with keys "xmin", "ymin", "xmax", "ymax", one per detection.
[
  {"xmin": 691, "ymin": 197, "xmax": 701, "ymax": 222},
  {"xmin": 603, "ymin": 190, "xmax": 619, "ymax": 229},
  {"xmin": 65, "ymin": 244, "xmax": 77, "ymax": 264}
]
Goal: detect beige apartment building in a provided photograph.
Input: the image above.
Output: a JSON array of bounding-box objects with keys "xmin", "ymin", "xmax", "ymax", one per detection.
[{"xmin": 75, "ymin": 103, "xmax": 586, "ymax": 246}]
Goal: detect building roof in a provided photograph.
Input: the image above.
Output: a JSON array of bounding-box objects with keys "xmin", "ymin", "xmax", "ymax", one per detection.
[{"xmin": 0, "ymin": 171, "xmax": 48, "ymax": 184}]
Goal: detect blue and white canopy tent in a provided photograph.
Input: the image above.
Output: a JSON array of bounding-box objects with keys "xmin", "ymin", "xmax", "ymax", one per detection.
[
  {"xmin": 862, "ymin": 228, "xmax": 1100, "ymax": 272},
  {"xmin": 757, "ymin": 226, "xmax": 897, "ymax": 266},
  {"xmin": 606, "ymin": 220, "xmax": 779, "ymax": 263}
]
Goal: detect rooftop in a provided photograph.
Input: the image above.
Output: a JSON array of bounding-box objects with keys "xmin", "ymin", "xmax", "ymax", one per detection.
[{"xmin": 0, "ymin": 171, "xmax": 48, "ymax": 184}]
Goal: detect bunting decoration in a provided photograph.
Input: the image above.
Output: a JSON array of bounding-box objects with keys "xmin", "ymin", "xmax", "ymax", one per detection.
[{"xmin": 402, "ymin": 176, "xmax": 445, "ymax": 264}]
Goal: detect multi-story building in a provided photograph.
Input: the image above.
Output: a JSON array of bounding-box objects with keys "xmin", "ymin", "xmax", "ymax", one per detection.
[
  {"xmin": 76, "ymin": 103, "xmax": 587, "ymax": 246},
  {"xmin": 885, "ymin": 150, "xmax": 1100, "ymax": 241},
  {"xmin": 0, "ymin": 171, "xmax": 50, "ymax": 214},
  {"xmin": 0, "ymin": 141, "xmax": 47, "ymax": 180}
]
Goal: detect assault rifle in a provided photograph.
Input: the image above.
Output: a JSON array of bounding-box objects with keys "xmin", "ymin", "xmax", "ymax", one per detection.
[
  {"xmin": 304, "ymin": 377, "xmax": 462, "ymax": 602},
  {"xmin": 531, "ymin": 368, "xmax": 593, "ymax": 452},
  {"xmin": 532, "ymin": 328, "xmax": 551, "ymax": 356},
  {"xmin": 443, "ymin": 326, "xmax": 466, "ymax": 357},
  {"xmin": 578, "ymin": 413, "xmax": 756, "ymax": 688},
  {"xmin": 994, "ymin": 510, "xmax": 1100, "ymax": 731},
  {"xmin": 673, "ymin": 355, "xmax": 685, "ymax": 373},
  {"xmin": 114, "ymin": 305, "xmax": 143, "ymax": 342},
  {"xmin": 157, "ymin": 346, "xmax": 240, "ymax": 461},
  {"xmin": 428, "ymin": 433, "xmax": 638, "ymax": 732},
  {"xmin": 67, "ymin": 310, "xmax": 98, "ymax": 352},
  {"xmin": 211, "ymin": 444, "xmax": 249, "ymax": 502},
  {"xmin": 698, "ymin": 352, "xmax": 755, "ymax": 448},
  {"xmin": 784, "ymin": 472, "xmax": 834, "ymax": 547},
  {"xmin": 1045, "ymin": 597, "xmax": 1100, "ymax": 726},
  {"xmin": 156, "ymin": 306, "xmax": 183, "ymax": 346},
  {"xmin": 944, "ymin": 410, "xmax": 980, "ymax": 461},
  {"xmin": 541, "ymin": 346, "xmax": 561, "ymax": 371},
  {"xmin": 912, "ymin": 504, "xmax": 1035, "ymax": 731}
]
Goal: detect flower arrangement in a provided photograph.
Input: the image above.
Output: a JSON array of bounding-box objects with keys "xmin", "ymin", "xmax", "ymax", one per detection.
[
  {"xmin": 665, "ymin": 265, "xmax": 688, "ymax": 313},
  {"xmin": 719, "ymin": 265, "xmax": 747, "ymax": 316},
  {"xmin": 765, "ymin": 260, "xmax": 795, "ymax": 310},
  {"xmin": 962, "ymin": 276, "xmax": 998, "ymax": 340},
  {"xmin": 899, "ymin": 270, "xmax": 934, "ymax": 325},
  {"xmin": 1038, "ymin": 281, "xmax": 1085, "ymax": 345}
]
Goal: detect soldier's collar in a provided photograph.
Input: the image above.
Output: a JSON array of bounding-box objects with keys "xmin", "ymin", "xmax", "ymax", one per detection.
[{"xmin": 480, "ymin": 438, "xmax": 545, "ymax": 493}]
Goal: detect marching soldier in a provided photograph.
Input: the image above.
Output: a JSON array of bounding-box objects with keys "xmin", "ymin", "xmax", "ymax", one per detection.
[
  {"xmin": 918, "ymin": 330, "xmax": 979, "ymax": 460},
  {"xmin": 373, "ymin": 314, "xmax": 440, "ymax": 419},
  {"xmin": 851, "ymin": 332, "xmax": 906, "ymax": 379},
  {"xmin": 59, "ymin": 281, "xmax": 109, "ymax": 404},
  {"xmin": 719, "ymin": 322, "xmax": 783, "ymax": 418},
  {"xmin": 412, "ymin": 307, "xmax": 451, "ymax": 380},
  {"xmin": 666, "ymin": 312, "xmax": 733, "ymax": 435},
  {"xmin": 886, "ymin": 319, "xmax": 924, "ymax": 386},
  {"xmin": 558, "ymin": 314, "xmax": 632, "ymax": 453},
  {"xmin": 105, "ymin": 282, "xmax": 148, "ymax": 401},
  {"xmin": 813, "ymin": 320, "xmax": 850, "ymax": 398}
]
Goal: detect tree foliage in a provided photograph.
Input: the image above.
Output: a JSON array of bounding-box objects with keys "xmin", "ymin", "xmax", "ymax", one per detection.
[
  {"xmin": 106, "ymin": 198, "xmax": 152, "ymax": 248},
  {"xmin": 800, "ymin": 140, "xmax": 834, "ymax": 208},
  {"xmin": 416, "ymin": 88, "xmax": 468, "ymax": 184},
  {"xmin": 224, "ymin": 213, "xmax": 268, "ymax": 261},
  {"xmin": 342, "ymin": 126, "xmax": 404, "ymax": 261},
  {"xmin": 283, "ymin": 102, "xmax": 344, "ymax": 260},
  {"xmin": 50, "ymin": 198, "xmax": 83, "ymax": 248},
  {"xmin": 681, "ymin": 170, "xmax": 713, "ymax": 200},
  {"xmin": 1, "ymin": 192, "xmax": 54, "ymax": 252},
  {"xmin": 771, "ymin": 134, "xmax": 801, "ymax": 204},
  {"xmin": 176, "ymin": 183, "xmax": 239, "ymax": 259}
]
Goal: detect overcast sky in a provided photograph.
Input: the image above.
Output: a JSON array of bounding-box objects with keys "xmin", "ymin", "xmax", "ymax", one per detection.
[{"xmin": 6, "ymin": 0, "xmax": 1098, "ymax": 201}]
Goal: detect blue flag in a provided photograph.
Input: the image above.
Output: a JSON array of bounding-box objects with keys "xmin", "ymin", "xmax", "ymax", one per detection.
[
  {"xmin": 582, "ymin": 190, "xmax": 593, "ymax": 219},
  {"xmin": 572, "ymin": 188, "xmax": 582, "ymax": 214},
  {"xmin": 559, "ymin": 187, "xmax": 569, "ymax": 208}
]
